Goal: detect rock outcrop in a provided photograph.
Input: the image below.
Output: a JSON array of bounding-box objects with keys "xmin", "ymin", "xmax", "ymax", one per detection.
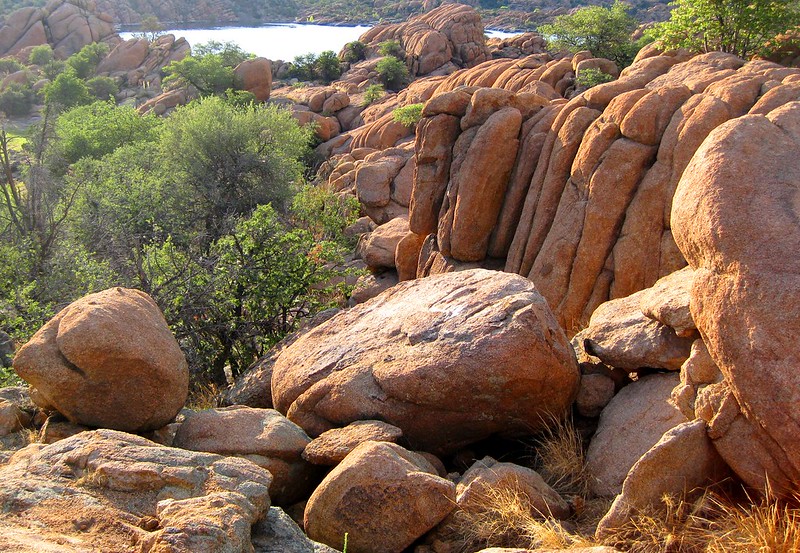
[
  {"xmin": 13, "ymin": 287, "xmax": 188, "ymax": 432},
  {"xmin": 0, "ymin": 430, "xmax": 273, "ymax": 551},
  {"xmin": 340, "ymin": 51, "xmax": 800, "ymax": 333},
  {"xmin": 672, "ymin": 99, "xmax": 800, "ymax": 495},
  {"xmin": 0, "ymin": 0, "xmax": 117, "ymax": 58},
  {"xmin": 271, "ymin": 268, "xmax": 579, "ymax": 455},
  {"xmin": 172, "ymin": 406, "xmax": 319, "ymax": 505},
  {"xmin": 359, "ymin": 3, "xmax": 490, "ymax": 78}
]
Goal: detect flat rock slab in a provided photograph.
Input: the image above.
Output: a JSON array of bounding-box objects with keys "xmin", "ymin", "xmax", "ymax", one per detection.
[{"xmin": 271, "ymin": 268, "xmax": 579, "ymax": 455}]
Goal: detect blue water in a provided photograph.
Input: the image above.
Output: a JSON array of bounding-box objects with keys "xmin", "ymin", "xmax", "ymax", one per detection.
[{"xmin": 120, "ymin": 24, "xmax": 516, "ymax": 61}]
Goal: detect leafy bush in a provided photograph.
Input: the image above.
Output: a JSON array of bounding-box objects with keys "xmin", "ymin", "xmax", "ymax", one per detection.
[
  {"xmin": 291, "ymin": 183, "xmax": 360, "ymax": 245},
  {"xmin": 86, "ymin": 75, "xmax": 119, "ymax": 100},
  {"xmin": 66, "ymin": 42, "xmax": 110, "ymax": 79},
  {"xmin": 378, "ymin": 39, "xmax": 404, "ymax": 58},
  {"xmin": 539, "ymin": 1, "xmax": 640, "ymax": 67},
  {"xmin": 376, "ymin": 56, "xmax": 409, "ymax": 90},
  {"xmin": 287, "ymin": 51, "xmax": 341, "ymax": 83},
  {"xmin": 163, "ymin": 54, "xmax": 235, "ymax": 95},
  {"xmin": 43, "ymin": 70, "xmax": 91, "ymax": 110},
  {"xmin": 315, "ymin": 50, "xmax": 342, "ymax": 83},
  {"xmin": 0, "ymin": 57, "xmax": 23, "ymax": 74},
  {"xmin": 54, "ymin": 100, "xmax": 161, "ymax": 167},
  {"xmin": 649, "ymin": 0, "xmax": 800, "ymax": 59},
  {"xmin": 42, "ymin": 59, "xmax": 66, "ymax": 80},
  {"xmin": 575, "ymin": 68, "xmax": 615, "ymax": 89},
  {"xmin": 223, "ymin": 88, "xmax": 257, "ymax": 106},
  {"xmin": 392, "ymin": 103, "xmax": 423, "ymax": 127},
  {"xmin": 361, "ymin": 83, "xmax": 384, "ymax": 105},
  {"xmin": 342, "ymin": 40, "xmax": 367, "ymax": 63},
  {"xmin": 27, "ymin": 44, "xmax": 54, "ymax": 66},
  {"xmin": 0, "ymin": 82, "xmax": 36, "ymax": 116},
  {"xmin": 192, "ymin": 40, "xmax": 253, "ymax": 67}
]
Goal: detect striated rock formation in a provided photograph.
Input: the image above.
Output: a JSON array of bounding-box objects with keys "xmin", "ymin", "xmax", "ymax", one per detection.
[
  {"xmin": 672, "ymin": 98, "xmax": 800, "ymax": 495},
  {"xmin": 359, "ymin": 3, "xmax": 490, "ymax": 78},
  {"xmin": 13, "ymin": 287, "xmax": 188, "ymax": 433},
  {"xmin": 353, "ymin": 51, "xmax": 800, "ymax": 332},
  {"xmin": 0, "ymin": 430, "xmax": 273, "ymax": 551},
  {"xmin": 0, "ymin": 0, "xmax": 117, "ymax": 58},
  {"xmin": 271, "ymin": 268, "xmax": 579, "ymax": 455}
]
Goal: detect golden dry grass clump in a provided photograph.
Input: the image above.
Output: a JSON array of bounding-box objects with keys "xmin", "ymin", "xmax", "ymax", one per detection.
[{"xmin": 449, "ymin": 416, "xmax": 800, "ymax": 553}]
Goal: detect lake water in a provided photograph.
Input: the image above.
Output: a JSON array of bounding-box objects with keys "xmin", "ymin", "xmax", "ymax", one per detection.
[{"xmin": 120, "ymin": 24, "xmax": 517, "ymax": 61}]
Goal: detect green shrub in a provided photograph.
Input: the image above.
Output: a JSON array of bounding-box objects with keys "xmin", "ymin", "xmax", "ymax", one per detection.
[
  {"xmin": 0, "ymin": 82, "xmax": 35, "ymax": 116},
  {"xmin": 539, "ymin": 0, "xmax": 640, "ymax": 67},
  {"xmin": 86, "ymin": 75, "xmax": 119, "ymax": 100},
  {"xmin": 66, "ymin": 42, "xmax": 110, "ymax": 79},
  {"xmin": 193, "ymin": 40, "xmax": 253, "ymax": 67},
  {"xmin": 315, "ymin": 50, "xmax": 342, "ymax": 83},
  {"xmin": 27, "ymin": 44, "xmax": 54, "ymax": 66},
  {"xmin": 42, "ymin": 59, "xmax": 66, "ymax": 80},
  {"xmin": 0, "ymin": 57, "xmax": 23, "ymax": 74},
  {"xmin": 287, "ymin": 52, "xmax": 318, "ymax": 81},
  {"xmin": 378, "ymin": 39, "xmax": 404, "ymax": 58},
  {"xmin": 342, "ymin": 40, "xmax": 367, "ymax": 63},
  {"xmin": 43, "ymin": 70, "xmax": 91, "ymax": 110},
  {"xmin": 361, "ymin": 83, "xmax": 384, "ymax": 105},
  {"xmin": 392, "ymin": 103, "xmax": 423, "ymax": 127},
  {"xmin": 575, "ymin": 68, "xmax": 615, "ymax": 89},
  {"xmin": 224, "ymin": 88, "xmax": 257, "ymax": 106},
  {"xmin": 376, "ymin": 56, "xmax": 409, "ymax": 90}
]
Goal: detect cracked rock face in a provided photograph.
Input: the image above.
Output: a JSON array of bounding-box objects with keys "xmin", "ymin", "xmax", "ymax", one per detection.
[
  {"xmin": 0, "ymin": 429, "xmax": 272, "ymax": 552},
  {"xmin": 271, "ymin": 268, "xmax": 579, "ymax": 455}
]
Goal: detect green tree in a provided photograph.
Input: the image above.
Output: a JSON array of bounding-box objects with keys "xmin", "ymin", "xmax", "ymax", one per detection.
[
  {"xmin": 159, "ymin": 96, "xmax": 313, "ymax": 243},
  {"xmin": 192, "ymin": 40, "xmax": 253, "ymax": 67},
  {"xmin": 341, "ymin": 40, "xmax": 367, "ymax": 63},
  {"xmin": 43, "ymin": 70, "xmax": 91, "ymax": 110},
  {"xmin": 163, "ymin": 55, "xmax": 233, "ymax": 95},
  {"xmin": 27, "ymin": 44, "xmax": 54, "ymax": 66},
  {"xmin": 315, "ymin": 50, "xmax": 342, "ymax": 83},
  {"xmin": 53, "ymin": 100, "xmax": 161, "ymax": 168},
  {"xmin": 539, "ymin": 1, "xmax": 640, "ymax": 67},
  {"xmin": 376, "ymin": 56, "xmax": 409, "ymax": 90},
  {"xmin": 146, "ymin": 204, "xmax": 344, "ymax": 384},
  {"xmin": 137, "ymin": 15, "xmax": 165, "ymax": 42},
  {"xmin": 66, "ymin": 42, "xmax": 110, "ymax": 79},
  {"xmin": 0, "ymin": 82, "xmax": 36, "ymax": 116},
  {"xmin": 650, "ymin": 0, "xmax": 800, "ymax": 59}
]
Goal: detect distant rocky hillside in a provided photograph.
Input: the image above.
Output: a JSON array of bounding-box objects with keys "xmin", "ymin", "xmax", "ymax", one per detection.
[{"xmin": 1, "ymin": 0, "xmax": 672, "ymax": 29}]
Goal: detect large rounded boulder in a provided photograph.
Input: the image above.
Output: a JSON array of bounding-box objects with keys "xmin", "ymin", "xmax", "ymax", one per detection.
[
  {"xmin": 271, "ymin": 268, "xmax": 579, "ymax": 455},
  {"xmin": 13, "ymin": 287, "xmax": 188, "ymax": 432},
  {"xmin": 672, "ymin": 101, "xmax": 800, "ymax": 494}
]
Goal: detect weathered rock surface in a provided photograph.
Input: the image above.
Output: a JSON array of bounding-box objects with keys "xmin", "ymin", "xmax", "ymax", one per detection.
[
  {"xmin": 272, "ymin": 269, "xmax": 579, "ymax": 455},
  {"xmin": 234, "ymin": 57, "xmax": 273, "ymax": 102},
  {"xmin": 672, "ymin": 100, "xmax": 800, "ymax": 495},
  {"xmin": 303, "ymin": 420, "xmax": 403, "ymax": 465},
  {"xmin": 252, "ymin": 506, "xmax": 339, "ymax": 553},
  {"xmin": 0, "ymin": 429, "xmax": 272, "ymax": 551},
  {"xmin": 339, "ymin": 50, "xmax": 800, "ymax": 331},
  {"xmin": 13, "ymin": 287, "xmax": 188, "ymax": 432},
  {"xmin": 581, "ymin": 288, "xmax": 696, "ymax": 372},
  {"xmin": 586, "ymin": 372, "xmax": 687, "ymax": 497},
  {"xmin": 596, "ymin": 420, "xmax": 730, "ymax": 538},
  {"xmin": 0, "ymin": 0, "xmax": 117, "ymax": 58},
  {"xmin": 305, "ymin": 441, "xmax": 456, "ymax": 553},
  {"xmin": 173, "ymin": 406, "xmax": 318, "ymax": 505},
  {"xmin": 359, "ymin": 4, "xmax": 489, "ymax": 78}
]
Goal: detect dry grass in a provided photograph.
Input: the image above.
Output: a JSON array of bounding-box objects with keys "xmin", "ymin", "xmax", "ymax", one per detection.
[
  {"xmin": 186, "ymin": 381, "xmax": 221, "ymax": 410},
  {"xmin": 450, "ymin": 413, "xmax": 800, "ymax": 552},
  {"xmin": 532, "ymin": 415, "xmax": 592, "ymax": 498},
  {"xmin": 450, "ymin": 485, "xmax": 595, "ymax": 552},
  {"xmin": 603, "ymin": 488, "xmax": 800, "ymax": 553}
]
